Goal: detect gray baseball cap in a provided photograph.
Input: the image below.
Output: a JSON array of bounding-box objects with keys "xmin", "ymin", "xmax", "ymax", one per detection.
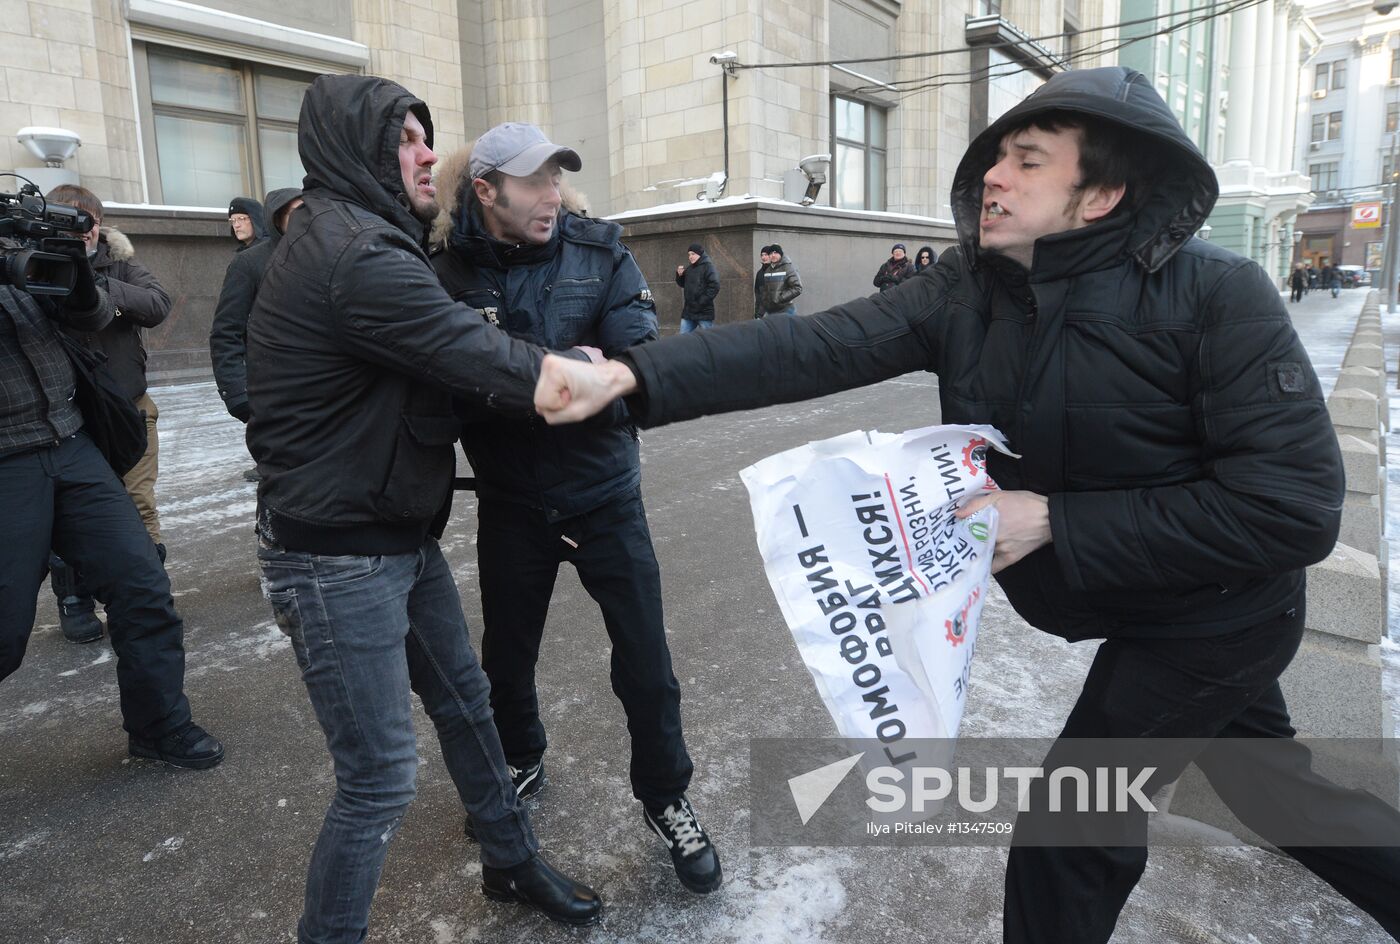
[{"xmin": 469, "ymin": 122, "xmax": 582, "ymax": 179}]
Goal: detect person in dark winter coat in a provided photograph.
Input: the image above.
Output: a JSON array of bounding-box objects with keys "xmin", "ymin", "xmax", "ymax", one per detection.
[
  {"xmin": 1289, "ymin": 263, "xmax": 1306, "ymax": 303},
  {"xmin": 246, "ymin": 76, "xmax": 601, "ymax": 938},
  {"xmin": 914, "ymin": 244, "xmax": 936, "ymax": 272},
  {"xmin": 227, "ymin": 196, "xmax": 266, "ymax": 247},
  {"xmin": 44, "ymin": 184, "xmax": 173, "ymax": 643},
  {"xmin": 429, "ymin": 122, "xmax": 721, "ymax": 897},
  {"xmin": 872, "ymin": 242, "xmax": 915, "ymax": 291},
  {"xmin": 536, "ymin": 66, "xmax": 1400, "ymax": 943},
  {"xmin": 0, "ymin": 232, "xmax": 223, "ymax": 770},
  {"xmin": 755, "ymin": 243, "xmax": 802, "ymax": 316},
  {"xmin": 752, "ymin": 245, "xmax": 771, "ymax": 317},
  {"xmin": 675, "ymin": 242, "xmax": 720, "ymax": 332},
  {"xmin": 209, "ymin": 188, "xmax": 302, "ymax": 427},
  {"xmin": 1325, "ymin": 263, "xmax": 1343, "ymax": 297}
]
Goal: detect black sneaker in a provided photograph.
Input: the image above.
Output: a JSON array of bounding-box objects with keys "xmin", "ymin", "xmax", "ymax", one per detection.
[
  {"xmin": 481, "ymin": 853, "xmax": 602, "ymax": 926},
  {"xmin": 129, "ymin": 722, "xmax": 225, "ymax": 770},
  {"xmin": 465, "ymin": 761, "xmax": 545, "ymax": 840},
  {"xmin": 642, "ymin": 795, "xmax": 722, "ymax": 893},
  {"xmin": 57, "ymin": 596, "xmax": 103, "ymax": 644}
]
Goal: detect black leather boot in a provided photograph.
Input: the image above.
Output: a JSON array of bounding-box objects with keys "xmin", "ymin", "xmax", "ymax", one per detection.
[
  {"xmin": 481, "ymin": 854, "xmax": 602, "ymax": 926},
  {"xmin": 49, "ymin": 555, "xmax": 103, "ymax": 644}
]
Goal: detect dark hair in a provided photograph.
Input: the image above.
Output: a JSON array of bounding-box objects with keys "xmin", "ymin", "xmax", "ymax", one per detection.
[
  {"xmin": 1005, "ymin": 109, "xmax": 1160, "ymax": 215},
  {"xmin": 46, "ymin": 183, "xmax": 103, "ymax": 222},
  {"xmin": 466, "ymin": 168, "xmax": 510, "ymax": 211}
]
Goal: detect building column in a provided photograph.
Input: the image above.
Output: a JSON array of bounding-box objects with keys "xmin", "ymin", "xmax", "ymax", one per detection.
[
  {"xmin": 1280, "ymin": 11, "xmax": 1302, "ymax": 175},
  {"xmin": 1267, "ymin": 3, "xmax": 1289, "ymax": 171},
  {"xmin": 1224, "ymin": 4, "xmax": 1258, "ymax": 163},
  {"xmin": 1250, "ymin": 0, "xmax": 1275, "ymax": 168}
]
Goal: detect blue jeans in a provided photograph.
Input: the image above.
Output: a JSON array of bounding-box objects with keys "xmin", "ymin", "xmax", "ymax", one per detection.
[
  {"xmin": 258, "ymin": 537, "xmax": 538, "ymax": 944},
  {"xmin": 679, "ymin": 318, "xmax": 714, "ymax": 334}
]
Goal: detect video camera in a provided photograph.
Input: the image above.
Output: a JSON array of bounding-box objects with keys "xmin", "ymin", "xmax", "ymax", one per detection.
[{"xmin": 0, "ymin": 178, "xmax": 93, "ymax": 297}]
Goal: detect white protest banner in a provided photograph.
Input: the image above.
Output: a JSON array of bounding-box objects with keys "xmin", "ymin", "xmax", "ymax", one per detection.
[{"xmin": 740, "ymin": 425, "xmax": 1013, "ymax": 765}]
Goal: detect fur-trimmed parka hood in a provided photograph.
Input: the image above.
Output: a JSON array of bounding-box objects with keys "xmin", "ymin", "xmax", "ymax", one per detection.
[
  {"xmin": 429, "ymin": 140, "xmax": 590, "ymax": 246},
  {"xmin": 96, "ymin": 227, "xmax": 134, "ymax": 263}
]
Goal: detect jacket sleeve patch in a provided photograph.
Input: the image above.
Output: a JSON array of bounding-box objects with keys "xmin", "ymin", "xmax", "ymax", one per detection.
[{"xmin": 1268, "ymin": 360, "xmax": 1311, "ymax": 400}]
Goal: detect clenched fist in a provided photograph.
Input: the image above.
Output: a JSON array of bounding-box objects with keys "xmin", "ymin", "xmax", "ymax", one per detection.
[{"xmin": 534, "ymin": 353, "xmax": 639, "ymax": 425}]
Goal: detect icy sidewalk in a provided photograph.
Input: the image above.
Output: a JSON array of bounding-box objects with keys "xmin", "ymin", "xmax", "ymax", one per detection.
[{"xmin": 2, "ymin": 330, "xmax": 1394, "ymax": 943}]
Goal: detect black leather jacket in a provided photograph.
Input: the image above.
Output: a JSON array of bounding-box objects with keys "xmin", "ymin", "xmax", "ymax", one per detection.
[
  {"xmin": 246, "ymin": 76, "xmax": 545, "ymax": 554},
  {"xmin": 616, "ymin": 67, "xmax": 1342, "ymax": 641}
]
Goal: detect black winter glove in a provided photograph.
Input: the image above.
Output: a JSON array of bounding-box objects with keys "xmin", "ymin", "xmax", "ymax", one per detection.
[
  {"xmin": 46, "ymin": 241, "xmax": 101, "ymax": 313},
  {"xmin": 227, "ymin": 399, "xmax": 251, "ymax": 423}
]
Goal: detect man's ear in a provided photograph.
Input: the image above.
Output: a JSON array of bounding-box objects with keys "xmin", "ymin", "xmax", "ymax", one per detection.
[
  {"xmin": 472, "ymin": 177, "xmax": 495, "ymax": 208},
  {"xmin": 1080, "ymin": 182, "xmax": 1127, "ymax": 223}
]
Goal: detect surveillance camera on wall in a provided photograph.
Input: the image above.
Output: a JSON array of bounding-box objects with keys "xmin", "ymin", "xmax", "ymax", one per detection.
[
  {"xmin": 17, "ymin": 127, "xmax": 81, "ymax": 165},
  {"xmin": 1376, "ymin": 1, "xmax": 1398, "ymax": 16},
  {"xmin": 710, "ymin": 51, "xmax": 738, "ymax": 64}
]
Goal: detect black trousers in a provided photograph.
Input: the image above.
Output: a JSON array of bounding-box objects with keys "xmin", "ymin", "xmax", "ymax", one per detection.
[
  {"xmin": 1004, "ymin": 605, "xmax": 1400, "ymax": 942},
  {"xmin": 476, "ymin": 489, "xmax": 693, "ymax": 809},
  {"xmin": 0, "ymin": 433, "xmax": 190, "ymax": 738},
  {"xmin": 1290, "ymin": 285, "xmax": 1305, "ymax": 302}
]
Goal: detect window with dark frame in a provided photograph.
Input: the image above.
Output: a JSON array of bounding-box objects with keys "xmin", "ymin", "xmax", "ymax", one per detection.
[
  {"xmin": 1387, "ymin": 101, "xmax": 1399, "ymax": 134},
  {"xmin": 830, "ymin": 95, "xmax": 887, "ymax": 212},
  {"xmin": 1308, "ymin": 161, "xmax": 1338, "ymax": 190},
  {"xmin": 1315, "ymin": 61, "xmax": 1346, "ymax": 93},
  {"xmin": 1393, "ymin": 46, "xmax": 1400, "ymax": 80},
  {"xmin": 1310, "ymin": 110, "xmax": 1343, "ymax": 143},
  {"xmin": 139, "ymin": 45, "xmax": 313, "ymax": 207}
]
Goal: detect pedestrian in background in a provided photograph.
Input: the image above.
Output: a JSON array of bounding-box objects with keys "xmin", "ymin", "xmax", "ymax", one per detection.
[
  {"xmin": 873, "ymin": 242, "xmax": 915, "ymax": 291},
  {"xmin": 45, "ymin": 183, "xmax": 172, "ymax": 644},
  {"xmin": 227, "ymin": 196, "xmax": 265, "ymax": 250},
  {"xmin": 914, "ymin": 245, "xmax": 935, "ymax": 272},
  {"xmin": 752, "ymin": 245, "xmax": 771, "ymax": 318},
  {"xmin": 209, "ymin": 190, "xmax": 299, "ymax": 482},
  {"xmin": 755, "ymin": 243, "xmax": 802, "ymax": 317},
  {"xmin": 675, "ymin": 242, "xmax": 720, "ymax": 333},
  {"xmin": 1322, "ymin": 262, "xmax": 1341, "ymax": 298},
  {"xmin": 1289, "ymin": 263, "xmax": 1306, "ymax": 304}
]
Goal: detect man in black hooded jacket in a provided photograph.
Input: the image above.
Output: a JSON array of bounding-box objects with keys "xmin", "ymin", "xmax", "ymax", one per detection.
[
  {"xmin": 246, "ymin": 75, "xmax": 601, "ymax": 940},
  {"xmin": 535, "ymin": 67, "xmax": 1400, "ymax": 942}
]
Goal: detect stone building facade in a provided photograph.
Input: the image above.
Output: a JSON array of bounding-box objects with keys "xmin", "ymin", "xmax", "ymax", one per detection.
[
  {"xmin": 0, "ymin": 0, "xmax": 1119, "ymax": 374},
  {"xmin": 1119, "ymin": 0, "xmax": 1320, "ymax": 280},
  {"xmin": 1293, "ymin": 0, "xmax": 1400, "ymax": 282}
]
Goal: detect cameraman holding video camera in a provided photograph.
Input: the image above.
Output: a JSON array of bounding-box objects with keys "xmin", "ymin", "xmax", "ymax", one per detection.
[{"xmin": 0, "ymin": 188, "xmax": 223, "ymax": 770}]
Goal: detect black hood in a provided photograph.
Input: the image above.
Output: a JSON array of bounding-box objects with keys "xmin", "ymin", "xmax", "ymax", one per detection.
[
  {"xmin": 229, "ymin": 196, "xmax": 268, "ymax": 245},
  {"xmin": 951, "ymin": 66, "xmax": 1217, "ymax": 275},
  {"xmin": 262, "ymin": 187, "xmax": 303, "ymax": 245},
  {"xmin": 298, "ymin": 74, "xmax": 434, "ymax": 242}
]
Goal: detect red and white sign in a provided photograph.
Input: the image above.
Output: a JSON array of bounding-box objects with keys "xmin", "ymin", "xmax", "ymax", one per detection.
[{"xmin": 1353, "ymin": 202, "xmax": 1382, "ymax": 229}]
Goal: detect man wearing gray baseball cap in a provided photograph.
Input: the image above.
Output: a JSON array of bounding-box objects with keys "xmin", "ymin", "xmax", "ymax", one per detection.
[
  {"xmin": 432, "ymin": 121, "xmax": 723, "ymax": 895},
  {"xmin": 470, "ymin": 121, "xmax": 582, "ymax": 180}
]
